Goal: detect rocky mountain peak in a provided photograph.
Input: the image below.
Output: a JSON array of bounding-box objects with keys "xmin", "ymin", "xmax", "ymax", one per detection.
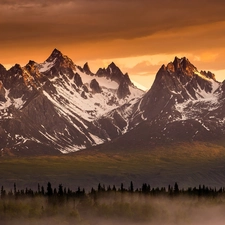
[
  {"xmin": 172, "ymin": 56, "xmax": 181, "ymax": 69},
  {"xmin": 106, "ymin": 62, "xmax": 122, "ymax": 75},
  {"xmin": 38, "ymin": 49, "xmax": 75, "ymax": 80},
  {"xmin": 44, "ymin": 48, "xmax": 74, "ymax": 69},
  {"xmin": 25, "ymin": 60, "xmax": 38, "ymax": 72},
  {"xmin": 107, "ymin": 62, "xmax": 117, "ymax": 69},
  {"xmin": 155, "ymin": 57, "xmax": 218, "ymax": 92},
  {"xmin": 6, "ymin": 64, "xmax": 23, "ymax": 81},
  {"xmin": 27, "ymin": 60, "xmax": 36, "ymax": 66},
  {"xmin": 0, "ymin": 64, "xmax": 6, "ymax": 72},
  {"xmin": 46, "ymin": 48, "xmax": 63, "ymax": 62},
  {"xmin": 83, "ymin": 62, "xmax": 93, "ymax": 75},
  {"xmin": 106, "ymin": 62, "xmax": 133, "ymax": 86},
  {"xmin": 24, "ymin": 60, "xmax": 46, "ymax": 86},
  {"xmin": 171, "ymin": 57, "xmax": 197, "ymax": 75},
  {"xmin": 142, "ymin": 56, "xmax": 221, "ymax": 121},
  {"xmin": 96, "ymin": 67, "xmax": 108, "ymax": 77},
  {"xmin": 96, "ymin": 62, "xmax": 133, "ymax": 88},
  {"xmin": 200, "ymin": 71, "xmax": 216, "ymax": 81},
  {"xmin": 0, "ymin": 64, "xmax": 7, "ymax": 81},
  {"xmin": 0, "ymin": 64, "xmax": 22, "ymax": 90}
]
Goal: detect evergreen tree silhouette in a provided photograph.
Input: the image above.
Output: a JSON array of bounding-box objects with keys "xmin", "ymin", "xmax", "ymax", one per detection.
[
  {"xmin": 130, "ymin": 181, "xmax": 134, "ymax": 192},
  {"xmin": 1, "ymin": 186, "xmax": 6, "ymax": 199},
  {"xmin": 58, "ymin": 184, "xmax": 63, "ymax": 196},
  {"xmin": 174, "ymin": 182, "xmax": 179, "ymax": 194},
  {"xmin": 112, "ymin": 185, "xmax": 116, "ymax": 191},
  {"xmin": 14, "ymin": 183, "xmax": 17, "ymax": 195},
  {"xmin": 41, "ymin": 186, "xmax": 45, "ymax": 195},
  {"xmin": 47, "ymin": 182, "xmax": 53, "ymax": 196},
  {"xmin": 121, "ymin": 183, "xmax": 124, "ymax": 192},
  {"xmin": 38, "ymin": 183, "xmax": 40, "ymax": 194}
]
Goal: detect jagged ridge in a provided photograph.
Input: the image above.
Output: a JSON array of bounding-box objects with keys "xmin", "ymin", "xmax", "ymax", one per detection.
[
  {"xmin": 0, "ymin": 49, "xmax": 143, "ymax": 155},
  {"xmin": 0, "ymin": 53, "xmax": 225, "ymax": 156}
]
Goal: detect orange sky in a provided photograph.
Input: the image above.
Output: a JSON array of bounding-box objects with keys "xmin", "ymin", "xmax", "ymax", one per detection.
[{"xmin": 1, "ymin": 0, "xmax": 225, "ymax": 89}]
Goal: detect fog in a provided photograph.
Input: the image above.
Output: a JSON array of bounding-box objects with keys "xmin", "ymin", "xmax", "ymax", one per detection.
[{"xmin": 1, "ymin": 193, "xmax": 225, "ymax": 225}]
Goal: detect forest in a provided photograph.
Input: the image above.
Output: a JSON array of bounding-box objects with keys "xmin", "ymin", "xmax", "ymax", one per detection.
[{"xmin": 1, "ymin": 182, "xmax": 225, "ymax": 225}]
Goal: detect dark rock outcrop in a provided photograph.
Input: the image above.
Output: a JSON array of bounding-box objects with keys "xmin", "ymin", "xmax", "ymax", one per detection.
[
  {"xmin": 83, "ymin": 62, "xmax": 94, "ymax": 76},
  {"xmin": 96, "ymin": 68, "xmax": 108, "ymax": 77},
  {"xmin": 74, "ymin": 73, "xmax": 83, "ymax": 87},
  {"xmin": 0, "ymin": 81, "xmax": 6, "ymax": 102},
  {"xmin": 117, "ymin": 79, "xmax": 131, "ymax": 99},
  {"xmin": 90, "ymin": 79, "xmax": 102, "ymax": 93}
]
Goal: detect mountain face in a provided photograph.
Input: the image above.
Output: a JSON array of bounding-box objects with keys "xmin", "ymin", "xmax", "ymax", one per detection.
[
  {"xmin": 0, "ymin": 49, "xmax": 143, "ymax": 155},
  {"xmin": 112, "ymin": 56, "xmax": 225, "ymax": 146},
  {"xmin": 0, "ymin": 51, "xmax": 224, "ymax": 156}
]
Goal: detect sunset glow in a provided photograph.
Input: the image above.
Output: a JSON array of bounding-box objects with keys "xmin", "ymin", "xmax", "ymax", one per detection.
[{"xmin": 1, "ymin": 0, "xmax": 225, "ymax": 88}]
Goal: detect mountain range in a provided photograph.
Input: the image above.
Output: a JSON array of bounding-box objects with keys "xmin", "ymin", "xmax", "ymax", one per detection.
[{"xmin": 0, "ymin": 49, "xmax": 224, "ymax": 156}]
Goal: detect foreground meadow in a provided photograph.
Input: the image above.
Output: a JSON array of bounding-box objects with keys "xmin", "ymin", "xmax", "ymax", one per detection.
[{"xmin": 1, "ymin": 142, "xmax": 225, "ymax": 191}]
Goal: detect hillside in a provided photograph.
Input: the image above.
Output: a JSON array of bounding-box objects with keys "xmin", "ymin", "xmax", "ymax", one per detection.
[{"xmin": 0, "ymin": 51, "xmax": 225, "ymax": 155}]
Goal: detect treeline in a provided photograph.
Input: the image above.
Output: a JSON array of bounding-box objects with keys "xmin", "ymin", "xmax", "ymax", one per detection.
[
  {"xmin": 1, "ymin": 181, "xmax": 225, "ymax": 199},
  {"xmin": 2, "ymin": 182, "xmax": 225, "ymax": 225}
]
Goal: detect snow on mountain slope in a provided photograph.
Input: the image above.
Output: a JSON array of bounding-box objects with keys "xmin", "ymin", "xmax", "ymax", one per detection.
[
  {"xmin": 132, "ymin": 57, "xmax": 221, "ymax": 120},
  {"xmin": 38, "ymin": 58, "xmax": 57, "ymax": 73},
  {"xmin": 0, "ymin": 49, "xmax": 144, "ymax": 155},
  {"xmin": 172, "ymin": 67, "xmax": 221, "ymax": 123},
  {"xmin": 1, "ymin": 53, "xmax": 225, "ymax": 156},
  {"xmin": 126, "ymin": 56, "xmax": 225, "ymax": 143},
  {"xmin": 39, "ymin": 51, "xmax": 144, "ymax": 123},
  {"xmin": 79, "ymin": 69, "xmax": 118, "ymax": 89}
]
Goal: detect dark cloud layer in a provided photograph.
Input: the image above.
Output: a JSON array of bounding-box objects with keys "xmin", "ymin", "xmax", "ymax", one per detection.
[
  {"xmin": 1, "ymin": 0, "xmax": 225, "ymax": 43},
  {"xmin": 1, "ymin": 0, "xmax": 225, "ymax": 84}
]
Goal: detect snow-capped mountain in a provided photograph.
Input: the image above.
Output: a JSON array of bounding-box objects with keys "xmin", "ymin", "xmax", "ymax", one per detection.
[
  {"xmin": 108, "ymin": 56, "xmax": 225, "ymax": 147},
  {"xmin": 0, "ymin": 49, "xmax": 143, "ymax": 155},
  {"xmin": 0, "ymin": 51, "xmax": 225, "ymax": 156}
]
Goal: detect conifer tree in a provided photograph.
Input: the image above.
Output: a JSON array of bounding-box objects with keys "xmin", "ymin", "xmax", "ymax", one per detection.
[
  {"xmin": 112, "ymin": 185, "xmax": 116, "ymax": 191},
  {"xmin": 41, "ymin": 186, "xmax": 45, "ymax": 195},
  {"xmin": 174, "ymin": 182, "xmax": 179, "ymax": 194},
  {"xmin": 121, "ymin": 183, "xmax": 124, "ymax": 192},
  {"xmin": 47, "ymin": 182, "xmax": 53, "ymax": 196},
  {"xmin": 1, "ymin": 186, "xmax": 6, "ymax": 198},
  {"xmin": 38, "ymin": 183, "xmax": 40, "ymax": 194},
  {"xmin": 14, "ymin": 183, "xmax": 17, "ymax": 195},
  {"xmin": 58, "ymin": 184, "xmax": 63, "ymax": 196},
  {"xmin": 130, "ymin": 181, "xmax": 134, "ymax": 192}
]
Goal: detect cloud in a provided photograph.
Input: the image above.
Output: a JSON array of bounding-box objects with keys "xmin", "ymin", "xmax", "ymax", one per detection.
[
  {"xmin": 125, "ymin": 61, "xmax": 161, "ymax": 76},
  {"xmin": 1, "ymin": 0, "xmax": 225, "ymax": 74},
  {"xmin": 1, "ymin": 0, "xmax": 225, "ymax": 41}
]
